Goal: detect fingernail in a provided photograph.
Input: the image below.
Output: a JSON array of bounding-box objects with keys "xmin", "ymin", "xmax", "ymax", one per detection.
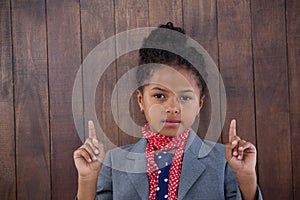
[
  {"xmin": 232, "ymin": 140, "xmax": 237, "ymax": 145},
  {"xmin": 233, "ymin": 151, "xmax": 238, "ymax": 156},
  {"xmin": 238, "ymin": 155, "xmax": 242, "ymax": 160},
  {"xmin": 93, "ymin": 138, "xmax": 98, "ymax": 143},
  {"xmin": 94, "ymin": 149, "xmax": 99, "ymax": 154},
  {"xmin": 88, "ymin": 158, "xmax": 92, "ymax": 162},
  {"xmin": 93, "ymin": 155, "xmax": 97, "ymax": 161},
  {"xmin": 239, "ymin": 146, "xmax": 243, "ymax": 150}
]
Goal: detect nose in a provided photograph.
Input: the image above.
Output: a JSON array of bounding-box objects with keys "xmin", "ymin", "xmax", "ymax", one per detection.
[{"xmin": 165, "ymin": 96, "xmax": 180, "ymax": 114}]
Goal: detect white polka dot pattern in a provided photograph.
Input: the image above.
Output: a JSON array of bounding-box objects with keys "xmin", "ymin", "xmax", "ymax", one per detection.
[{"xmin": 142, "ymin": 123, "xmax": 189, "ymax": 200}]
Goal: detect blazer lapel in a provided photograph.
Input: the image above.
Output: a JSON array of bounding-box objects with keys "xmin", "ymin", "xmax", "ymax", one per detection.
[
  {"xmin": 178, "ymin": 131, "xmax": 207, "ymax": 200},
  {"xmin": 125, "ymin": 138, "xmax": 149, "ymax": 199}
]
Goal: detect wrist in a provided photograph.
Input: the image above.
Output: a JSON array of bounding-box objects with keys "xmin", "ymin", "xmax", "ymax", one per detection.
[
  {"xmin": 236, "ymin": 172, "xmax": 257, "ymax": 188},
  {"xmin": 78, "ymin": 171, "xmax": 99, "ymax": 182},
  {"xmin": 77, "ymin": 173, "xmax": 98, "ymax": 200},
  {"xmin": 236, "ymin": 170, "xmax": 257, "ymax": 182},
  {"xmin": 236, "ymin": 172, "xmax": 258, "ymax": 200}
]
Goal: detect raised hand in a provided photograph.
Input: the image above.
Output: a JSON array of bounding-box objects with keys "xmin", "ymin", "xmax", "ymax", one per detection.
[
  {"xmin": 225, "ymin": 119, "xmax": 258, "ymax": 200},
  {"xmin": 225, "ymin": 119, "xmax": 257, "ymax": 176},
  {"xmin": 74, "ymin": 120, "xmax": 105, "ymax": 178}
]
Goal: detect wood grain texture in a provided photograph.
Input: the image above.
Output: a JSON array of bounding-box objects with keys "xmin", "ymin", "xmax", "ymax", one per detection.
[
  {"xmin": 287, "ymin": 0, "xmax": 300, "ymax": 199},
  {"xmin": 251, "ymin": 0, "xmax": 293, "ymax": 199},
  {"xmin": 11, "ymin": 0, "xmax": 51, "ymax": 199},
  {"xmin": 183, "ymin": 0, "xmax": 217, "ymax": 140},
  {"xmin": 217, "ymin": 0, "xmax": 256, "ymax": 144},
  {"xmin": 115, "ymin": 0, "xmax": 148, "ymax": 146},
  {"xmin": 0, "ymin": 1, "xmax": 299, "ymax": 199},
  {"xmin": 0, "ymin": 0, "xmax": 16, "ymax": 199},
  {"xmin": 149, "ymin": 0, "xmax": 183, "ymax": 27},
  {"xmin": 81, "ymin": 0, "xmax": 118, "ymax": 150},
  {"xmin": 47, "ymin": 0, "xmax": 82, "ymax": 198},
  {"xmin": 183, "ymin": 0, "xmax": 218, "ymax": 61}
]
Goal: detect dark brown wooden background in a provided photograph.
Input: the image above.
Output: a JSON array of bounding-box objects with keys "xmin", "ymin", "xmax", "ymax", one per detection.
[{"xmin": 0, "ymin": 0, "xmax": 299, "ymax": 199}]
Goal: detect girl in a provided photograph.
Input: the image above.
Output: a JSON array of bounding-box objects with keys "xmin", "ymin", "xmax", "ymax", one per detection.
[{"xmin": 74, "ymin": 22, "xmax": 262, "ymax": 200}]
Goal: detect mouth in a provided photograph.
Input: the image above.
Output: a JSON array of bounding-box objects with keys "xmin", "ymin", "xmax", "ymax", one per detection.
[{"xmin": 162, "ymin": 119, "xmax": 181, "ymax": 127}]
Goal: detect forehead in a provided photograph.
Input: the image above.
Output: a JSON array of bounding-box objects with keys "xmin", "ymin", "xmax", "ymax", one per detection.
[{"xmin": 147, "ymin": 65, "xmax": 200, "ymax": 93}]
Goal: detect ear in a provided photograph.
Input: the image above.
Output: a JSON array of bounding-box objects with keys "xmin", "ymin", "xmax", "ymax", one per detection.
[
  {"xmin": 136, "ymin": 89, "xmax": 144, "ymax": 111},
  {"xmin": 197, "ymin": 95, "xmax": 206, "ymax": 114}
]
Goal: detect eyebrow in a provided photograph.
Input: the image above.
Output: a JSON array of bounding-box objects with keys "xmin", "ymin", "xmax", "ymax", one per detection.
[
  {"xmin": 178, "ymin": 89, "xmax": 195, "ymax": 93},
  {"xmin": 151, "ymin": 87, "xmax": 194, "ymax": 93},
  {"xmin": 151, "ymin": 87, "xmax": 167, "ymax": 92}
]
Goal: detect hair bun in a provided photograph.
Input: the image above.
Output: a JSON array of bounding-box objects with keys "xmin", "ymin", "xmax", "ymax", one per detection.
[
  {"xmin": 166, "ymin": 22, "xmax": 174, "ymax": 28},
  {"xmin": 158, "ymin": 22, "xmax": 185, "ymax": 34}
]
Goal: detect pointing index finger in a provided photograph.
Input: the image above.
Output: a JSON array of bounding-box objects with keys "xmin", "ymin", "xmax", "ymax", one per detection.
[
  {"xmin": 229, "ymin": 119, "xmax": 236, "ymax": 142},
  {"xmin": 88, "ymin": 120, "xmax": 97, "ymax": 139}
]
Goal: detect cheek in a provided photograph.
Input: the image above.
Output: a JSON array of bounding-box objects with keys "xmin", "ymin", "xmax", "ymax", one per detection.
[
  {"xmin": 145, "ymin": 104, "xmax": 166, "ymax": 122},
  {"xmin": 145, "ymin": 104, "xmax": 166, "ymax": 132},
  {"xmin": 181, "ymin": 103, "xmax": 200, "ymax": 119}
]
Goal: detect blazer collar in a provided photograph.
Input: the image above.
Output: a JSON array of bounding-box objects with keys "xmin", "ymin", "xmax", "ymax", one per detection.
[
  {"xmin": 125, "ymin": 138, "xmax": 149, "ymax": 199},
  {"xmin": 125, "ymin": 130, "xmax": 209, "ymax": 200},
  {"xmin": 125, "ymin": 129, "xmax": 204, "ymax": 159},
  {"xmin": 126, "ymin": 138, "xmax": 147, "ymax": 159},
  {"xmin": 178, "ymin": 130, "xmax": 207, "ymax": 200}
]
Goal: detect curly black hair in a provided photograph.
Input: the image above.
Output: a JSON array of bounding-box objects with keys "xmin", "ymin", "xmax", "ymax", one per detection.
[{"xmin": 136, "ymin": 22, "xmax": 207, "ymax": 98}]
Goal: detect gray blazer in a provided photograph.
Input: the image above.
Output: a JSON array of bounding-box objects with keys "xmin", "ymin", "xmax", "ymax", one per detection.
[{"xmin": 95, "ymin": 130, "xmax": 263, "ymax": 200}]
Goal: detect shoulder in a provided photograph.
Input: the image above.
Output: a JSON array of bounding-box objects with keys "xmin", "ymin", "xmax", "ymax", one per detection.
[
  {"xmin": 202, "ymin": 140, "xmax": 226, "ymax": 156},
  {"xmin": 187, "ymin": 130, "xmax": 226, "ymax": 157},
  {"xmin": 107, "ymin": 138, "xmax": 147, "ymax": 155},
  {"xmin": 185, "ymin": 130, "xmax": 227, "ymax": 166},
  {"xmin": 103, "ymin": 138, "xmax": 146, "ymax": 164},
  {"xmin": 101, "ymin": 138, "xmax": 148, "ymax": 174}
]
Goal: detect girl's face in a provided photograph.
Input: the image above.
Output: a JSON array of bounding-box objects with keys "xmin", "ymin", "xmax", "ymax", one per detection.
[{"xmin": 137, "ymin": 65, "xmax": 204, "ymax": 137}]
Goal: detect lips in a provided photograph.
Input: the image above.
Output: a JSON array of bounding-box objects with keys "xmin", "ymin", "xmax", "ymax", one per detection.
[{"xmin": 162, "ymin": 119, "xmax": 181, "ymax": 127}]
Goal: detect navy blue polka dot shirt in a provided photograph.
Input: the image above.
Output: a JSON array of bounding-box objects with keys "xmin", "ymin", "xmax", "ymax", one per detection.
[{"xmin": 154, "ymin": 151, "xmax": 174, "ymax": 200}]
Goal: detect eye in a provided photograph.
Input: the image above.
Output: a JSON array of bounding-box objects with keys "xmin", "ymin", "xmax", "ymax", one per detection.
[
  {"xmin": 154, "ymin": 93, "xmax": 166, "ymax": 99},
  {"xmin": 179, "ymin": 95, "xmax": 192, "ymax": 101}
]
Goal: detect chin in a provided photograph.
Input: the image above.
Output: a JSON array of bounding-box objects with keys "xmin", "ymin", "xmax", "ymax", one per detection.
[
  {"xmin": 150, "ymin": 123, "xmax": 185, "ymax": 136},
  {"xmin": 160, "ymin": 133, "xmax": 177, "ymax": 137},
  {"xmin": 159, "ymin": 128, "xmax": 183, "ymax": 137}
]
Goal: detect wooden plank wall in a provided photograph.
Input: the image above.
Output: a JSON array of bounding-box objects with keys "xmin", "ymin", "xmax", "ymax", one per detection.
[
  {"xmin": 47, "ymin": 0, "xmax": 82, "ymax": 198},
  {"xmin": 252, "ymin": 0, "xmax": 293, "ymax": 199},
  {"xmin": 0, "ymin": 0, "xmax": 299, "ymax": 199},
  {"xmin": 12, "ymin": 0, "xmax": 51, "ymax": 199}
]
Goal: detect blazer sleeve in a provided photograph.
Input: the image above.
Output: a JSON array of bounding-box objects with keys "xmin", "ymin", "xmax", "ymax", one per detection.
[
  {"xmin": 95, "ymin": 150, "xmax": 113, "ymax": 200},
  {"xmin": 224, "ymin": 162, "xmax": 263, "ymax": 200}
]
